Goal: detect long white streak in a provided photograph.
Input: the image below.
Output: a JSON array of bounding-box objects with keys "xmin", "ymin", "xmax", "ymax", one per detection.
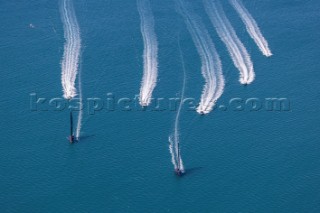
[
  {"xmin": 60, "ymin": 0, "xmax": 81, "ymax": 100},
  {"xmin": 230, "ymin": 0, "xmax": 272, "ymax": 57},
  {"xmin": 169, "ymin": 43, "xmax": 186, "ymax": 172},
  {"xmin": 137, "ymin": 0, "xmax": 158, "ymax": 106},
  {"xmin": 169, "ymin": 136, "xmax": 178, "ymax": 169},
  {"xmin": 75, "ymin": 62, "xmax": 83, "ymax": 140},
  {"xmin": 176, "ymin": 0, "xmax": 225, "ymax": 114},
  {"xmin": 204, "ymin": 0, "xmax": 254, "ymax": 84}
]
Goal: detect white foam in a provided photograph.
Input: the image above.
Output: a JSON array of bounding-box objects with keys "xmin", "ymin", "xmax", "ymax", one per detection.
[
  {"xmin": 60, "ymin": 0, "xmax": 81, "ymax": 99},
  {"xmin": 137, "ymin": 0, "xmax": 158, "ymax": 106},
  {"xmin": 168, "ymin": 43, "xmax": 187, "ymax": 171},
  {"xmin": 204, "ymin": 0, "xmax": 254, "ymax": 84},
  {"xmin": 75, "ymin": 62, "xmax": 83, "ymax": 140},
  {"xmin": 230, "ymin": 0, "xmax": 272, "ymax": 57},
  {"xmin": 176, "ymin": 0, "xmax": 225, "ymax": 114}
]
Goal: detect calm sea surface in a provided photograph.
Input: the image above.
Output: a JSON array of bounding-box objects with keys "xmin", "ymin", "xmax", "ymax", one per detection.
[{"xmin": 0, "ymin": 0, "xmax": 319, "ymax": 212}]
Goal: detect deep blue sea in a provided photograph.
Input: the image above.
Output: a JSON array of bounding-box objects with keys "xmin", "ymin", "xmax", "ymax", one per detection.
[{"xmin": 1, "ymin": 0, "xmax": 320, "ymax": 212}]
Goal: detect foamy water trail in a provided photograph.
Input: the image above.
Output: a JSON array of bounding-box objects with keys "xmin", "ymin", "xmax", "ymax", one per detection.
[
  {"xmin": 230, "ymin": 0, "xmax": 272, "ymax": 57},
  {"xmin": 204, "ymin": 0, "xmax": 254, "ymax": 84},
  {"xmin": 60, "ymin": 0, "xmax": 81, "ymax": 99},
  {"xmin": 169, "ymin": 136, "xmax": 178, "ymax": 169},
  {"xmin": 137, "ymin": 0, "xmax": 158, "ymax": 106},
  {"xmin": 176, "ymin": 0, "xmax": 225, "ymax": 114},
  {"xmin": 75, "ymin": 63, "xmax": 83, "ymax": 140},
  {"xmin": 168, "ymin": 43, "xmax": 186, "ymax": 172}
]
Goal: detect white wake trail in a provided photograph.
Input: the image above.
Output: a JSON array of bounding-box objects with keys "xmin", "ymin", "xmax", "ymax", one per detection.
[
  {"xmin": 230, "ymin": 0, "xmax": 272, "ymax": 57},
  {"xmin": 60, "ymin": 0, "xmax": 81, "ymax": 100},
  {"xmin": 176, "ymin": 0, "xmax": 225, "ymax": 114},
  {"xmin": 169, "ymin": 136, "xmax": 178, "ymax": 169},
  {"xmin": 204, "ymin": 0, "xmax": 254, "ymax": 84},
  {"xmin": 169, "ymin": 43, "xmax": 186, "ymax": 172},
  {"xmin": 75, "ymin": 62, "xmax": 83, "ymax": 140},
  {"xmin": 137, "ymin": 0, "xmax": 158, "ymax": 106}
]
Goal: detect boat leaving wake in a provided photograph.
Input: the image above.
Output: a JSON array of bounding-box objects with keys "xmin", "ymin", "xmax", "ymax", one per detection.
[
  {"xmin": 168, "ymin": 42, "xmax": 186, "ymax": 174},
  {"xmin": 176, "ymin": 0, "xmax": 225, "ymax": 114},
  {"xmin": 75, "ymin": 61, "xmax": 83, "ymax": 140},
  {"xmin": 137, "ymin": 0, "xmax": 158, "ymax": 106},
  {"xmin": 60, "ymin": 0, "xmax": 82, "ymax": 142},
  {"xmin": 230, "ymin": 0, "xmax": 272, "ymax": 57},
  {"xmin": 204, "ymin": 0, "xmax": 254, "ymax": 85},
  {"xmin": 60, "ymin": 0, "xmax": 81, "ymax": 100}
]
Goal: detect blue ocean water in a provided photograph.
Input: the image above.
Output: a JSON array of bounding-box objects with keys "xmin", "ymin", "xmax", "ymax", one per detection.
[{"xmin": 0, "ymin": 0, "xmax": 320, "ymax": 212}]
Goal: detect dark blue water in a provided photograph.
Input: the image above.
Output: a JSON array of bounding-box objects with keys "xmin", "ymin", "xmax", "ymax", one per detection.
[{"xmin": 1, "ymin": 0, "xmax": 320, "ymax": 212}]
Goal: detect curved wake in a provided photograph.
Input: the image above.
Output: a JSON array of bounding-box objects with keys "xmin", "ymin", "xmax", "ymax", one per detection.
[
  {"xmin": 60, "ymin": 0, "xmax": 81, "ymax": 100},
  {"xmin": 230, "ymin": 0, "xmax": 272, "ymax": 57},
  {"xmin": 204, "ymin": 0, "xmax": 254, "ymax": 84},
  {"xmin": 169, "ymin": 43, "xmax": 186, "ymax": 172},
  {"xmin": 137, "ymin": 0, "xmax": 158, "ymax": 106},
  {"xmin": 176, "ymin": 0, "xmax": 225, "ymax": 114}
]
